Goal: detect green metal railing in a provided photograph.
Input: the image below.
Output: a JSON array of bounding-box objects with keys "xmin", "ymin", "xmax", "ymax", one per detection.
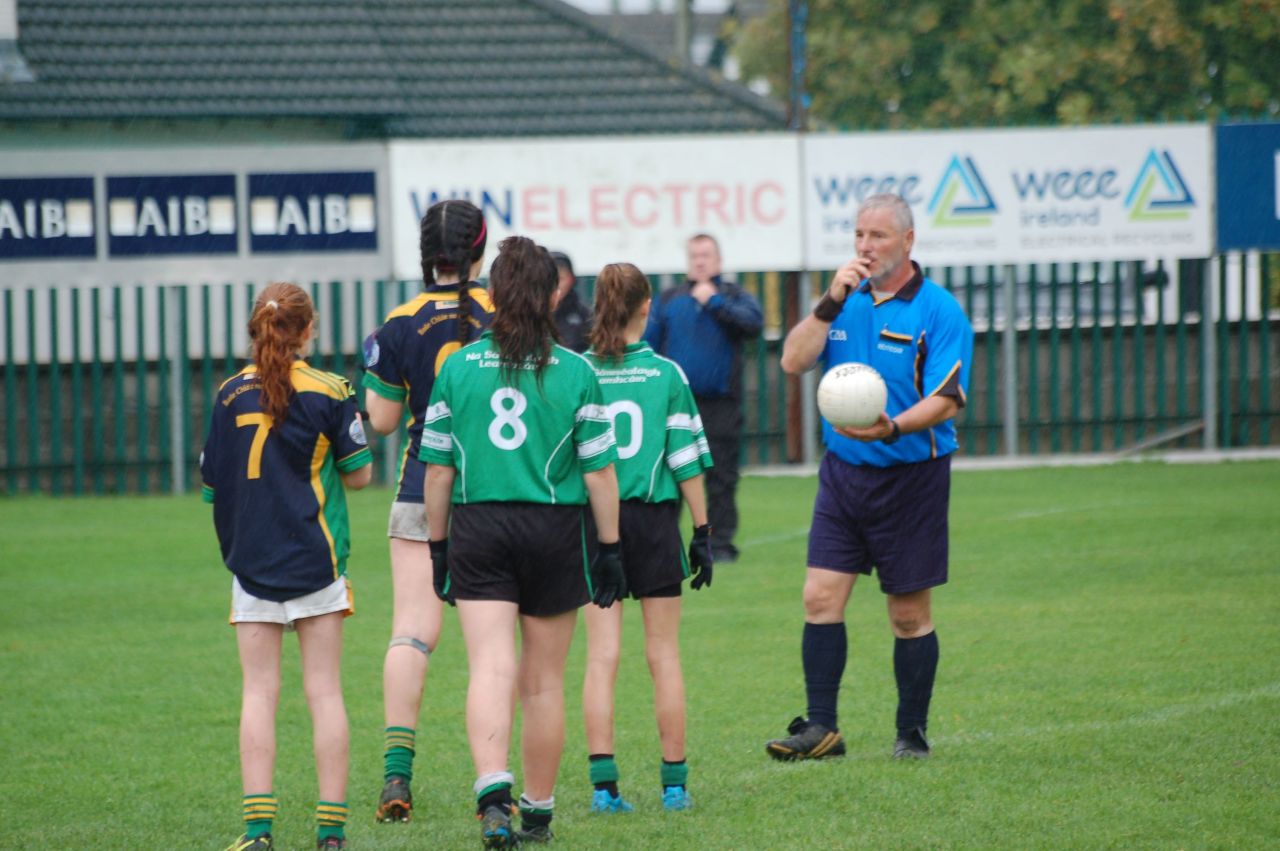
[{"xmin": 2, "ymin": 258, "xmax": 1278, "ymax": 496}]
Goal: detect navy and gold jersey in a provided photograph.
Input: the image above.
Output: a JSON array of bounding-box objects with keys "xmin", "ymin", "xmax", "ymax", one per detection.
[
  {"xmin": 201, "ymin": 361, "xmax": 373, "ymax": 602},
  {"xmin": 362, "ymin": 282, "xmax": 494, "ymax": 503}
]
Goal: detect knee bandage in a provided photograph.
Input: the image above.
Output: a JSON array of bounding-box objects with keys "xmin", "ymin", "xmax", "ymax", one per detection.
[{"xmin": 388, "ymin": 635, "xmax": 431, "ymax": 656}]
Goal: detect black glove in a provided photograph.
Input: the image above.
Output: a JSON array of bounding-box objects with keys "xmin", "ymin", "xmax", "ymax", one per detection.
[
  {"xmin": 430, "ymin": 539, "xmax": 454, "ymax": 606},
  {"xmin": 590, "ymin": 540, "xmax": 627, "ymax": 608},
  {"xmin": 689, "ymin": 524, "xmax": 714, "ymax": 590}
]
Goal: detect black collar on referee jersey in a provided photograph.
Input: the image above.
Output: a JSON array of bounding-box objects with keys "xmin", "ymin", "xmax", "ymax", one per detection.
[{"xmin": 856, "ymin": 261, "xmax": 924, "ymax": 303}]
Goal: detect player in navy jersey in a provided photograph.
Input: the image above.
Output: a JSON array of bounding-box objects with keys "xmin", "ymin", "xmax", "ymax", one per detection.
[
  {"xmin": 202, "ymin": 282, "xmax": 372, "ymax": 851},
  {"xmin": 361, "ymin": 199, "xmax": 493, "ymax": 823},
  {"xmin": 768, "ymin": 193, "xmax": 974, "ymax": 763},
  {"xmin": 420, "ymin": 236, "xmax": 625, "ymax": 848},
  {"xmin": 580, "ymin": 262, "xmax": 714, "ymax": 814}
]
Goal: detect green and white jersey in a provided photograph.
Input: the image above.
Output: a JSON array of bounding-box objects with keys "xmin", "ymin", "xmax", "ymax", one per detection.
[
  {"xmin": 586, "ymin": 342, "xmax": 713, "ymax": 503},
  {"xmin": 419, "ymin": 331, "xmax": 617, "ymax": 505}
]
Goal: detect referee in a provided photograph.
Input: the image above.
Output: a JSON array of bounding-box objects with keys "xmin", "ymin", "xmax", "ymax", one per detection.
[{"xmin": 767, "ymin": 194, "xmax": 974, "ymax": 761}]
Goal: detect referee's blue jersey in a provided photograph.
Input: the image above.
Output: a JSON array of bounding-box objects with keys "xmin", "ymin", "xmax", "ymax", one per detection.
[
  {"xmin": 822, "ymin": 262, "xmax": 974, "ymax": 468},
  {"xmin": 201, "ymin": 361, "xmax": 372, "ymax": 602}
]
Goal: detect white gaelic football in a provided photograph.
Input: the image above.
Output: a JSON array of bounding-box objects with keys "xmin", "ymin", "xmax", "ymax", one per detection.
[{"xmin": 817, "ymin": 363, "xmax": 888, "ymax": 429}]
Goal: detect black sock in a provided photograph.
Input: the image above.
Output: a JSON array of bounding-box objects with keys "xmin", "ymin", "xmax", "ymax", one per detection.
[
  {"xmin": 803, "ymin": 621, "xmax": 847, "ymax": 731},
  {"xmin": 894, "ymin": 631, "xmax": 939, "ymax": 735}
]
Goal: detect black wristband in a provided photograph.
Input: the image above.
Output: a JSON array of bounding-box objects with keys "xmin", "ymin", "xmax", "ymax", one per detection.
[
  {"xmin": 812, "ymin": 293, "xmax": 844, "ymax": 322},
  {"xmin": 599, "ymin": 540, "xmax": 621, "ymax": 556},
  {"xmin": 882, "ymin": 420, "xmax": 902, "ymax": 445}
]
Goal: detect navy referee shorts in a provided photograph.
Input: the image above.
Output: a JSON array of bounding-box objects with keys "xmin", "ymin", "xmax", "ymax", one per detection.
[{"xmin": 806, "ymin": 452, "xmax": 951, "ymax": 595}]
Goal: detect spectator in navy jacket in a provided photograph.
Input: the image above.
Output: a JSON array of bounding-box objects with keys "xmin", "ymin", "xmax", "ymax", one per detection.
[{"xmin": 644, "ymin": 234, "xmax": 763, "ymax": 562}]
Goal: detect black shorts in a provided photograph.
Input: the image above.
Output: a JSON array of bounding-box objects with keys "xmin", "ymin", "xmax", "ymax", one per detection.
[
  {"xmin": 806, "ymin": 452, "xmax": 951, "ymax": 595},
  {"xmin": 619, "ymin": 500, "xmax": 686, "ymax": 599},
  {"xmin": 449, "ymin": 502, "xmax": 591, "ymax": 617}
]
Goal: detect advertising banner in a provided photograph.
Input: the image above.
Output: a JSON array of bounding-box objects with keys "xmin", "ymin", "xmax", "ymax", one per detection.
[
  {"xmin": 0, "ymin": 177, "xmax": 96, "ymax": 260},
  {"xmin": 248, "ymin": 171, "xmax": 378, "ymax": 254},
  {"xmin": 389, "ymin": 134, "xmax": 804, "ymax": 277},
  {"xmin": 1216, "ymin": 122, "xmax": 1280, "ymax": 252},
  {"xmin": 106, "ymin": 174, "xmax": 238, "ymax": 257},
  {"xmin": 804, "ymin": 125, "xmax": 1213, "ymax": 268}
]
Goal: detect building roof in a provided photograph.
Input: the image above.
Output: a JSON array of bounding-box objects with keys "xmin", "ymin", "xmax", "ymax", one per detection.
[{"xmin": 0, "ymin": 0, "xmax": 785, "ymax": 136}]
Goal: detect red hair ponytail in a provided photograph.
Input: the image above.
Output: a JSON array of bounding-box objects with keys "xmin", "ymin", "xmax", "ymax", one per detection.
[{"xmin": 248, "ymin": 282, "xmax": 314, "ymax": 423}]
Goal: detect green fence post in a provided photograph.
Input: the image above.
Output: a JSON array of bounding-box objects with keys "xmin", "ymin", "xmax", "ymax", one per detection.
[
  {"xmin": 1069, "ymin": 264, "xmax": 1082, "ymax": 452},
  {"xmin": 224, "ymin": 284, "xmax": 236, "ymax": 378},
  {"xmin": 1048, "ymin": 265, "xmax": 1061, "ymax": 453},
  {"xmin": 1111, "ymin": 262, "xmax": 1124, "ymax": 448},
  {"xmin": 71, "ymin": 287, "xmax": 85, "ymax": 495},
  {"xmin": 1237, "ymin": 258, "xmax": 1251, "ymax": 445},
  {"xmin": 49, "ymin": 289, "xmax": 62, "ymax": 495},
  {"xmin": 200, "ymin": 286, "xmax": 213, "ymax": 453},
  {"xmin": 3, "ymin": 290, "xmax": 15, "ymax": 495},
  {"xmin": 158, "ymin": 287, "xmax": 171, "ymax": 492},
  {"xmin": 26, "ymin": 289, "xmax": 39, "ymax": 493},
  {"xmin": 329, "ymin": 280, "xmax": 343, "ymax": 376},
  {"xmin": 985, "ymin": 266, "xmax": 998, "ymax": 455},
  {"xmin": 1027, "ymin": 266, "xmax": 1039, "ymax": 454},
  {"xmin": 1153, "ymin": 261, "xmax": 1167, "ymax": 440},
  {"xmin": 1217, "ymin": 256, "xmax": 1230, "ymax": 447},
  {"xmin": 91, "ymin": 288, "xmax": 104, "ymax": 494},
  {"xmin": 1260, "ymin": 254, "xmax": 1272, "ymax": 444},
  {"xmin": 112, "ymin": 287, "xmax": 125, "ymax": 493},
  {"xmin": 1175, "ymin": 266, "xmax": 1189, "ymax": 423},
  {"xmin": 1131, "ymin": 262, "xmax": 1145, "ymax": 444},
  {"xmin": 1091, "ymin": 263, "xmax": 1103, "ymax": 451},
  {"xmin": 179, "ymin": 286, "xmax": 192, "ymax": 493},
  {"xmin": 136, "ymin": 286, "xmax": 149, "ymax": 494}
]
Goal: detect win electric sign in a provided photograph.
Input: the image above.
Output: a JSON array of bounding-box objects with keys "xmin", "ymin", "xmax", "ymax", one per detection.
[
  {"xmin": 249, "ymin": 171, "xmax": 377, "ymax": 253},
  {"xmin": 0, "ymin": 177, "xmax": 96, "ymax": 260}
]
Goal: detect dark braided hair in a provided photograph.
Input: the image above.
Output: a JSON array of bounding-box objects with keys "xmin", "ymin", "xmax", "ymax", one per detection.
[
  {"xmin": 488, "ymin": 236, "xmax": 559, "ymax": 382},
  {"xmin": 419, "ymin": 199, "xmax": 488, "ymax": 345}
]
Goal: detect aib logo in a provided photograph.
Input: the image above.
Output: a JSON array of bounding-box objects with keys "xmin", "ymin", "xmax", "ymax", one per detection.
[
  {"xmin": 926, "ymin": 155, "xmax": 997, "ymax": 227},
  {"xmin": 1124, "ymin": 149, "xmax": 1195, "ymax": 221}
]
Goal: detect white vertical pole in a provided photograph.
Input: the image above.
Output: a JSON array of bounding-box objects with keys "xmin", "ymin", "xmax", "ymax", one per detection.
[
  {"xmin": 1202, "ymin": 259, "xmax": 1218, "ymax": 450},
  {"xmin": 1002, "ymin": 264, "xmax": 1018, "ymax": 456}
]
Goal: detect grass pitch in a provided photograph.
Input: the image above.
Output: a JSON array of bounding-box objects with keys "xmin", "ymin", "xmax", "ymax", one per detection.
[{"xmin": 2, "ymin": 460, "xmax": 1278, "ymax": 849}]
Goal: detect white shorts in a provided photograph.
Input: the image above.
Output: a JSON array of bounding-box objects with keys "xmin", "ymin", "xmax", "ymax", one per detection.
[
  {"xmin": 230, "ymin": 575, "xmax": 354, "ymax": 629},
  {"xmin": 388, "ymin": 500, "xmax": 430, "ymax": 541}
]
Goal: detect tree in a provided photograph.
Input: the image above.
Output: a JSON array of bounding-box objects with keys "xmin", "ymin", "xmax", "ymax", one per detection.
[{"xmin": 737, "ymin": 0, "xmax": 1280, "ymax": 129}]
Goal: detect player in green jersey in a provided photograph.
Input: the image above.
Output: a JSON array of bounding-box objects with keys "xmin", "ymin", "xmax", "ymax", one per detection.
[
  {"xmin": 580, "ymin": 263, "xmax": 715, "ymax": 814},
  {"xmin": 419, "ymin": 236, "xmax": 626, "ymax": 848},
  {"xmin": 203, "ymin": 283, "xmax": 372, "ymax": 851}
]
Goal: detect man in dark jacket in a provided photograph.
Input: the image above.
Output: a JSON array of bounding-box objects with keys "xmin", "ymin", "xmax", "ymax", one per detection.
[
  {"xmin": 551, "ymin": 251, "xmax": 592, "ymax": 353},
  {"xmin": 644, "ymin": 233, "xmax": 763, "ymax": 562}
]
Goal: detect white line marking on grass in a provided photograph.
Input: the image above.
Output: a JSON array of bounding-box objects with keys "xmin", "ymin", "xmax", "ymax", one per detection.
[
  {"xmin": 938, "ymin": 683, "xmax": 1280, "ymax": 747},
  {"xmin": 742, "ymin": 527, "xmax": 811, "ymax": 547},
  {"xmin": 744, "ymin": 685, "xmax": 1280, "ymax": 776},
  {"xmin": 1007, "ymin": 501, "xmax": 1128, "ymax": 520}
]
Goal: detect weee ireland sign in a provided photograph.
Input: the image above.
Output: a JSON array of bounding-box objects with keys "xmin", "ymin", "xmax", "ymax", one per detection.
[{"xmin": 804, "ymin": 124, "xmax": 1213, "ymax": 268}]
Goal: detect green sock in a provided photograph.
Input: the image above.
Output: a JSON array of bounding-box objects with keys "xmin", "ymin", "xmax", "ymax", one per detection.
[
  {"xmin": 661, "ymin": 760, "xmax": 688, "ymax": 790},
  {"xmin": 243, "ymin": 793, "xmax": 277, "ymax": 839},
  {"xmin": 317, "ymin": 801, "xmax": 348, "ymax": 841},
  {"xmin": 384, "ymin": 726, "xmax": 416, "ymax": 781},
  {"xmin": 589, "ymin": 753, "xmax": 620, "ymax": 794}
]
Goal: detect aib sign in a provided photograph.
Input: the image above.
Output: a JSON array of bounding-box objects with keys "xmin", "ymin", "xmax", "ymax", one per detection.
[
  {"xmin": 249, "ymin": 171, "xmax": 376, "ymax": 253},
  {"xmin": 107, "ymin": 174, "xmax": 237, "ymax": 256},
  {"xmin": 0, "ymin": 177, "xmax": 96, "ymax": 259}
]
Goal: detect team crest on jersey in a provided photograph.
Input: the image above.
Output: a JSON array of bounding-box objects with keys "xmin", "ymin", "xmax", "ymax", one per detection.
[
  {"xmin": 363, "ymin": 333, "xmax": 380, "ymax": 368},
  {"xmin": 349, "ymin": 416, "xmax": 368, "ymax": 446},
  {"xmin": 828, "ymin": 329, "xmax": 848, "ymax": 341}
]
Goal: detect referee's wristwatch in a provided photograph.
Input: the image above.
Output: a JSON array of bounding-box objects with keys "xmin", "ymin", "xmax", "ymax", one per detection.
[{"xmin": 882, "ymin": 419, "xmax": 902, "ymax": 445}]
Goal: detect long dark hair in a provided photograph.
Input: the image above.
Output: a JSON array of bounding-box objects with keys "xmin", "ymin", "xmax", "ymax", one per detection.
[
  {"xmin": 419, "ymin": 199, "xmax": 487, "ymax": 345},
  {"xmin": 248, "ymin": 282, "xmax": 314, "ymax": 424},
  {"xmin": 589, "ymin": 262, "xmax": 652, "ymax": 364},
  {"xmin": 488, "ymin": 236, "xmax": 559, "ymax": 381}
]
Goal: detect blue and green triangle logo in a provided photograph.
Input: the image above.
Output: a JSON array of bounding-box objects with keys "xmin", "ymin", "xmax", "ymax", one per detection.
[
  {"xmin": 1125, "ymin": 149, "xmax": 1195, "ymax": 221},
  {"xmin": 927, "ymin": 155, "xmax": 997, "ymax": 227}
]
